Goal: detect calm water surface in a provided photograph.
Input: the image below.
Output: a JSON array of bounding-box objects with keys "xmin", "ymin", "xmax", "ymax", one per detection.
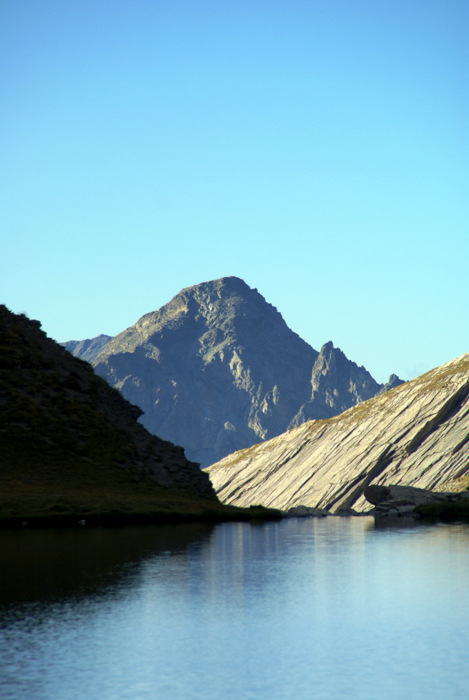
[{"xmin": 1, "ymin": 517, "xmax": 468, "ymax": 699}]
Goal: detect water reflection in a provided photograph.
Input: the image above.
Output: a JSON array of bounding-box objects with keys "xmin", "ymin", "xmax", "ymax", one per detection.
[
  {"xmin": 1, "ymin": 518, "xmax": 468, "ymax": 700},
  {"xmin": 0, "ymin": 523, "xmax": 214, "ymax": 607}
]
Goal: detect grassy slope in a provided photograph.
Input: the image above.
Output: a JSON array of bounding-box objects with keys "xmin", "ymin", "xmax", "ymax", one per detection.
[{"xmin": 0, "ymin": 431, "xmax": 277, "ymax": 526}]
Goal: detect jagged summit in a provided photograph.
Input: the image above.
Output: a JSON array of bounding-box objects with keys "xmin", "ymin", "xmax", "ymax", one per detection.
[
  {"xmin": 65, "ymin": 278, "xmax": 403, "ymax": 468},
  {"xmin": 129, "ymin": 276, "xmax": 295, "ymax": 345},
  {"xmin": 289, "ymin": 340, "xmax": 383, "ymax": 424}
]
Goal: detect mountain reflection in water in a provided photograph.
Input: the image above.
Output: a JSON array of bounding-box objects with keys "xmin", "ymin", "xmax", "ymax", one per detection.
[
  {"xmin": 1, "ymin": 518, "xmax": 469, "ymax": 700},
  {"xmin": 0, "ymin": 523, "xmax": 215, "ymax": 606}
]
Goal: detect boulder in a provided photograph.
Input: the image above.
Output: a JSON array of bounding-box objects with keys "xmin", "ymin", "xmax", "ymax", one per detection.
[
  {"xmin": 283, "ymin": 505, "xmax": 329, "ymax": 518},
  {"xmin": 364, "ymin": 484, "xmax": 469, "ymax": 519}
]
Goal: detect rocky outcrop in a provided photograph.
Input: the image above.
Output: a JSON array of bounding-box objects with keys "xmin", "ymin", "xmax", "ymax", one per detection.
[
  {"xmin": 290, "ymin": 341, "xmax": 395, "ymax": 425},
  {"xmin": 66, "ymin": 277, "xmax": 401, "ymax": 467},
  {"xmin": 205, "ymin": 353, "xmax": 469, "ymax": 512},
  {"xmin": 364, "ymin": 484, "xmax": 469, "ymax": 519},
  {"xmin": 378, "ymin": 374, "xmax": 403, "ymax": 395}
]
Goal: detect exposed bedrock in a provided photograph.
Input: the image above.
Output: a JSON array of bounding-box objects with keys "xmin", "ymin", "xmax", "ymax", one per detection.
[{"xmin": 205, "ymin": 354, "xmax": 469, "ymax": 513}]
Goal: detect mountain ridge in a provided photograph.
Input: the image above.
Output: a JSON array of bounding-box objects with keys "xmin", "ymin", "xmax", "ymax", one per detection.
[{"xmin": 65, "ymin": 277, "xmax": 403, "ymax": 467}]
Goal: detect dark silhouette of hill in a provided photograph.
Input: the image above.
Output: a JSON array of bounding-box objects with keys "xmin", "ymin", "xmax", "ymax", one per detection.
[{"xmin": 1, "ymin": 304, "xmax": 278, "ymax": 525}]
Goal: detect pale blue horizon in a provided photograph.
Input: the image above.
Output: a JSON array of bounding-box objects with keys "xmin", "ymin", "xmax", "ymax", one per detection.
[{"xmin": 1, "ymin": 0, "xmax": 468, "ymax": 383}]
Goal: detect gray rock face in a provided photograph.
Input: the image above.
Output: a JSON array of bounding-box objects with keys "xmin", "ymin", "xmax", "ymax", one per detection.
[
  {"xmin": 363, "ymin": 484, "xmax": 469, "ymax": 519},
  {"xmin": 64, "ymin": 335, "xmax": 112, "ymax": 363},
  {"xmin": 205, "ymin": 354, "xmax": 469, "ymax": 512},
  {"xmin": 290, "ymin": 341, "xmax": 385, "ymax": 424},
  {"xmin": 68, "ymin": 277, "xmax": 402, "ymax": 468}
]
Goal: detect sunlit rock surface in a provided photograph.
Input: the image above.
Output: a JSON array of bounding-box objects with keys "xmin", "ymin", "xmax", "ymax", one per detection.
[
  {"xmin": 205, "ymin": 354, "xmax": 469, "ymax": 512},
  {"xmin": 363, "ymin": 483, "xmax": 469, "ymax": 519}
]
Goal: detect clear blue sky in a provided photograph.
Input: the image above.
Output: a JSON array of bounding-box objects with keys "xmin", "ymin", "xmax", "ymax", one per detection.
[{"xmin": 1, "ymin": 0, "xmax": 468, "ymax": 383}]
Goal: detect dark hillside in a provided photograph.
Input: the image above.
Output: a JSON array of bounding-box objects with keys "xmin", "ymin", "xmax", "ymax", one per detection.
[{"xmin": 0, "ymin": 305, "xmax": 274, "ymax": 526}]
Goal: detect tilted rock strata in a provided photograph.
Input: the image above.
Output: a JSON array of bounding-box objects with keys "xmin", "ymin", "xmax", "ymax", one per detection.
[
  {"xmin": 205, "ymin": 354, "xmax": 469, "ymax": 513},
  {"xmin": 67, "ymin": 277, "xmax": 401, "ymax": 468}
]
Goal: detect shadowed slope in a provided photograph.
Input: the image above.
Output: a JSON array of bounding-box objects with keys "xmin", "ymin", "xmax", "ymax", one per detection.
[{"xmin": 1, "ymin": 305, "xmax": 277, "ymax": 525}]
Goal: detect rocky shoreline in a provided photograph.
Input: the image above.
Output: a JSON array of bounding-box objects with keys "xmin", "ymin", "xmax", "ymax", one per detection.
[
  {"xmin": 0, "ymin": 504, "xmax": 283, "ymax": 530},
  {"xmin": 280, "ymin": 484, "xmax": 469, "ymax": 522},
  {"xmin": 364, "ymin": 484, "xmax": 469, "ymax": 521}
]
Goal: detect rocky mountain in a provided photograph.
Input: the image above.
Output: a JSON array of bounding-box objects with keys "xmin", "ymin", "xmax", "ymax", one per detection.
[
  {"xmin": 0, "ymin": 304, "xmax": 241, "ymax": 525},
  {"xmin": 205, "ymin": 353, "xmax": 469, "ymax": 513},
  {"xmin": 65, "ymin": 277, "xmax": 402, "ymax": 468},
  {"xmin": 65, "ymin": 334, "xmax": 112, "ymax": 363}
]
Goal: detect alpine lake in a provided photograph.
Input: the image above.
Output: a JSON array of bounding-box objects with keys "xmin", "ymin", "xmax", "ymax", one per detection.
[{"xmin": 1, "ymin": 516, "xmax": 468, "ymax": 700}]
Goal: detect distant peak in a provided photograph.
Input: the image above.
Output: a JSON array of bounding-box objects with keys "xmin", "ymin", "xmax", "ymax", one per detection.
[
  {"xmin": 179, "ymin": 276, "xmax": 250, "ymax": 296},
  {"xmin": 205, "ymin": 276, "xmax": 252, "ymax": 292},
  {"xmin": 217, "ymin": 275, "xmax": 246, "ymax": 285}
]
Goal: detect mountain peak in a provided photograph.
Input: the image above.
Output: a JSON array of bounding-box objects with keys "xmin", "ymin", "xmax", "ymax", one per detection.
[
  {"xmin": 66, "ymin": 279, "xmax": 399, "ymax": 468},
  {"xmin": 177, "ymin": 276, "xmax": 254, "ymax": 302},
  {"xmin": 87, "ymin": 278, "xmax": 320, "ymax": 466},
  {"xmin": 319, "ymin": 341, "xmax": 335, "ymax": 355}
]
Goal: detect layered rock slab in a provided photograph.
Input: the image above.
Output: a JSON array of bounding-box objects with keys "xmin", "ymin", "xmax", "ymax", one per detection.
[{"xmin": 205, "ymin": 354, "xmax": 469, "ymax": 512}]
